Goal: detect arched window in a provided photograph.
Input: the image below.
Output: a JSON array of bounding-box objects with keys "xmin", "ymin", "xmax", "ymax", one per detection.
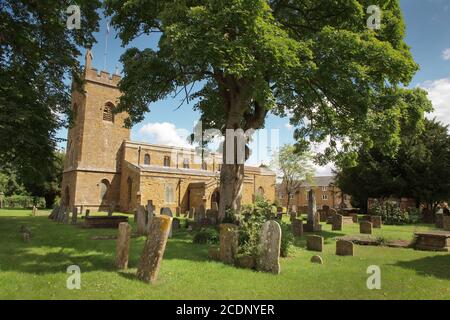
[
  {"xmin": 257, "ymin": 186, "xmax": 265, "ymax": 197},
  {"xmin": 164, "ymin": 156, "xmax": 171, "ymax": 167},
  {"xmin": 103, "ymin": 102, "xmax": 114, "ymax": 122},
  {"xmin": 99, "ymin": 179, "xmax": 110, "ymax": 202},
  {"xmin": 144, "ymin": 154, "xmax": 150, "ymax": 165},
  {"xmin": 164, "ymin": 184, "xmax": 174, "ymax": 203}
]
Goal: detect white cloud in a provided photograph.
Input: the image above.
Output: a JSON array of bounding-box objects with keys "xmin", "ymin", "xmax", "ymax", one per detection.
[
  {"xmin": 138, "ymin": 122, "xmax": 193, "ymax": 148},
  {"xmin": 442, "ymin": 48, "xmax": 450, "ymax": 60},
  {"xmin": 419, "ymin": 78, "xmax": 450, "ymax": 127}
]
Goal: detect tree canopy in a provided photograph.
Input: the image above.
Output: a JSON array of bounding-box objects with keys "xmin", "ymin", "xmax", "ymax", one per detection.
[
  {"xmin": 106, "ymin": 0, "xmax": 426, "ymax": 217},
  {"xmin": 0, "ymin": 0, "xmax": 101, "ymax": 185}
]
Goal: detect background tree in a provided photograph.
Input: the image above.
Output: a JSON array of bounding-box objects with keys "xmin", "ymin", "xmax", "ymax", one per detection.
[
  {"xmin": 106, "ymin": 0, "xmax": 423, "ymax": 219},
  {"xmin": 0, "ymin": 0, "xmax": 101, "ymax": 188},
  {"xmin": 336, "ymin": 118, "xmax": 450, "ymax": 213},
  {"xmin": 272, "ymin": 144, "xmax": 314, "ymax": 211}
]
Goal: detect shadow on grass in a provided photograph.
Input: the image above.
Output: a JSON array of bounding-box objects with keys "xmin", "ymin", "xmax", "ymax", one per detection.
[
  {"xmin": 0, "ymin": 216, "xmax": 210, "ymax": 275},
  {"xmin": 391, "ymin": 254, "xmax": 450, "ymax": 280}
]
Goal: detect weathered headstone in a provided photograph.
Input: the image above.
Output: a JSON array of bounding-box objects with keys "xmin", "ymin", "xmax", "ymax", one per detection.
[
  {"xmin": 146, "ymin": 200, "xmax": 155, "ymax": 224},
  {"xmin": 314, "ymin": 210, "xmax": 321, "ymax": 231},
  {"xmin": 310, "ymin": 255, "xmax": 323, "ymax": 264},
  {"xmin": 172, "ymin": 218, "xmax": 180, "ymax": 230},
  {"xmin": 136, "ymin": 215, "xmax": 172, "ymax": 284},
  {"xmin": 306, "ymin": 235, "xmax": 324, "ymax": 252},
  {"xmin": 332, "ymin": 214, "xmax": 343, "ymax": 231},
  {"xmin": 208, "ymin": 248, "xmax": 220, "ymax": 261},
  {"xmin": 85, "ymin": 209, "xmax": 90, "ymax": 218},
  {"xmin": 360, "ymin": 221, "xmax": 373, "ymax": 234},
  {"xmin": 206, "ymin": 209, "xmax": 218, "ymax": 225},
  {"xmin": 256, "ymin": 220, "xmax": 281, "ymax": 274},
  {"xmin": 371, "ymin": 216, "xmax": 382, "ymax": 228},
  {"xmin": 350, "ymin": 213, "xmax": 359, "ymax": 223},
  {"xmin": 160, "ymin": 207, "xmax": 173, "ymax": 237},
  {"xmin": 136, "ymin": 205, "xmax": 146, "ymax": 236},
  {"xmin": 116, "ymin": 222, "xmax": 132, "ymax": 270},
  {"xmin": 219, "ymin": 224, "xmax": 239, "ymax": 265},
  {"xmin": 304, "ymin": 190, "xmax": 321, "ymax": 232},
  {"xmin": 292, "ymin": 218, "xmax": 303, "ymax": 236},
  {"xmin": 336, "ymin": 240, "xmax": 354, "ymax": 256},
  {"xmin": 289, "ymin": 211, "xmax": 297, "ymax": 222},
  {"xmin": 63, "ymin": 208, "xmax": 70, "ymax": 224},
  {"xmin": 32, "ymin": 206, "xmax": 37, "ymax": 217},
  {"xmin": 71, "ymin": 207, "xmax": 78, "ymax": 225},
  {"xmin": 196, "ymin": 205, "xmax": 206, "ymax": 222}
]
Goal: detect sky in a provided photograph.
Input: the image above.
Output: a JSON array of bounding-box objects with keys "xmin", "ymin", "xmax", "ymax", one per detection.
[{"xmin": 57, "ymin": 0, "xmax": 450, "ymax": 176}]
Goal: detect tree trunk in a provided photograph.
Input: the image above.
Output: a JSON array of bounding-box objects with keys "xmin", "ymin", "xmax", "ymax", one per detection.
[
  {"xmin": 218, "ymin": 163, "xmax": 245, "ymax": 221},
  {"xmin": 286, "ymin": 192, "xmax": 291, "ymax": 214}
]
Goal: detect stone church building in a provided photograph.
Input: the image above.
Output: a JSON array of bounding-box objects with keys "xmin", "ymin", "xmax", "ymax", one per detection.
[{"xmin": 61, "ymin": 51, "xmax": 276, "ymax": 214}]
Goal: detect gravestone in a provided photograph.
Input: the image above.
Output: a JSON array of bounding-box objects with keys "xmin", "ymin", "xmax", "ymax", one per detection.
[
  {"xmin": 371, "ymin": 216, "xmax": 382, "ymax": 228},
  {"xmin": 85, "ymin": 209, "xmax": 90, "ymax": 218},
  {"xmin": 197, "ymin": 205, "xmax": 206, "ymax": 222},
  {"xmin": 219, "ymin": 224, "xmax": 239, "ymax": 265},
  {"xmin": 136, "ymin": 215, "xmax": 172, "ymax": 284},
  {"xmin": 116, "ymin": 222, "xmax": 132, "ymax": 270},
  {"xmin": 63, "ymin": 208, "xmax": 70, "ymax": 224},
  {"xmin": 336, "ymin": 240, "xmax": 354, "ymax": 256},
  {"xmin": 306, "ymin": 235, "xmax": 323, "ymax": 252},
  {"xmin": 277, "ymin": 207, "xmax": 283, "ymax": 214},
  {"xmin": 256, "ymin": 220, "xmax": 281, "ymax": 274},
  {"xmin": 304, "ymin": 190, "xmax": 321, "ymax": 232},
  {"xmin": 435, "ymin": 213, "xmax": 444, "ymax": 229},
  {"xmin": 360, "ymin": 221, "xmax": 373, "ymax": 234},
  {"xmin": 172, "ymin": 218, "xmax": 181, "ymax": 230},
  {"xmin": 32, "ymin": 206, "xmax": 37, "ymax": 217},
  {"xmin": 146, "ymin": 200, "xmax": 155, "ymax": 224},
  {"xmin": 189, "ymin": 207, "xmax": 195, "ymax": 219},
  {"xmin": 206, "ymin": 209, "xmax": 218, "ymax": 225},
  {"xmin": 136, "ymin": 205, "xmax": 147, "ymax": 236},
  {"xmin": 350, "ymin": 213, "xmax": 359, "ymax": 223},
  {"xmin": 292, "ymin": 218, "xmax": 303, "ymax": 236},
  {"xmin": 160, "ymin": 207, "xmax": 174, "ymax": 237},
  {"xmin": 290, "ymin": 211, "xmax": 297, "ymax": 222},
  {"xmin": 332, "ymin": 214, "xmax": 343, "ymax": 231},
  {"xmin": 71, "ymin": 207, "xmax": 78, "ymax": 225},
  {"xmin": 276, "ymin": 213, "xmax": 283, "ymax": 221},
  {"xmin": 310, "ymin": 255, "xmax": 323, "ymax": 264}
]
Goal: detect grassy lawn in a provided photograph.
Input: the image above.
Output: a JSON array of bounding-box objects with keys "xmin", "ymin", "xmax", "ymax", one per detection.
[{"xmin": 0, "ymin": 209, "xmax": 449, "ymax": 300}]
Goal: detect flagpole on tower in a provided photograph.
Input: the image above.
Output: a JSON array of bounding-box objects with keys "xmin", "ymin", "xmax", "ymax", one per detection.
[{"xmin": 103, "ymin": 20, "xmax": 110, "ymax": 71}]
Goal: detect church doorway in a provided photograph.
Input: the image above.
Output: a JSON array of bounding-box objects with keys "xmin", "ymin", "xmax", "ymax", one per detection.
[{"xmin": 211, "ymin": 189, "xmax": 220, "ymax": 208}]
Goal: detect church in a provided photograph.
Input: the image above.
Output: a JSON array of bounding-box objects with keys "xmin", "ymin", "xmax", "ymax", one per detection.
[{"xmin": 61, "ymin": 51, "xmax": 276, "ymax": 214}]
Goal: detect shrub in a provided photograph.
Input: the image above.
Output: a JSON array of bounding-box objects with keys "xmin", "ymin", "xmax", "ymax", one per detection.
[
  {"xmin": 193, "ymin": 227, "xmax": 219, "ymax": 245},
  {"xmin": 3, "ymin": 195, "xmax": 45, "ymax": 209},
  {"xmin": 370, "ymin": 201, "xmax": 409, "ymax": 225},
  {"xmin": 238, "ymin": 198, "xmax": 293, "ymax": 257}
]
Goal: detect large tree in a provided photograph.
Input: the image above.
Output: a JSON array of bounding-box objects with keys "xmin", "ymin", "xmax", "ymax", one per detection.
[
  {"xmin": 336, "ymin": 118, "xmax": 450, "ymax": 212},
  {"xmin": 0, "ymin": 0, "xmax": 101, "ymax": 186},
  {"xmin": 106, "ymin": 0, "xmax": 422, "ymax": 219}
]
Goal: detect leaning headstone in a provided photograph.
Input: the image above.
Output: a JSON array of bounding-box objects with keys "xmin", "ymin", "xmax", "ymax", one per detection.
[
  {"xmin": 71, "ymin": 207, "xmax": 78, "ymax": 225},
  {"xmin": 160, "ymin": 207, "xmax": 173, "ymax": 237},
  {"xmin": 85, "ymin": 209, "xmax": 90, "ymax": 218},
  {"xmin": 332, "ymin": 214, "xmax": 343, "ymax": 231},
  {"xmin": 136, "ymin": 215, "xmax": 172, "ymax": 284},
  {"xmin": 256, "ymin": 220, "xmax": 281, "ymax": 274},
  {"xmin": 371, "ymin": 216, "xmax": 382, "ymax": 228},
  {"xmin": 32, "ymin": 206, "xmax": 37, "ymax": 217},
  {"xmin": 189, "ymin": 207, "xmax": 195, "ymax": 219},
  {"xmin": 310, "ymin": 255, "xmax": 323, "ymax": 264},
  {"xmin": 116, "ymin": 222, "xmax": 132, "ymax": 270},
  {"xmin": 292, "ymin": 218, "xmax": 303, "ymax": 236},
  {"xmin": 336, "ymin": 240, "xmax": 354, "ymax": 256},
  {"xmin": 136, "ymin": 205, "xmax": 146, "ymax": 236},
  {"xmin": 196, "ymin": 205, "xmax": 206, "ymax": 222},
  {"xmin": 360, "ymin": 221, "xmax": 373, "ymax": 234},
  {"xmin": 219, "ymin": 224, "xmax": 239, "ymax": 265},
  {"xmin": 306, "ymin": 235, "xmax": 324, "ymax": 252}
]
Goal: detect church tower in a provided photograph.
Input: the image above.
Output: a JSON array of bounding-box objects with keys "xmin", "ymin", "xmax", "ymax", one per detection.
[{"xmin": 61, "ymin": 50, "xmax": 130, "ymax": 211}]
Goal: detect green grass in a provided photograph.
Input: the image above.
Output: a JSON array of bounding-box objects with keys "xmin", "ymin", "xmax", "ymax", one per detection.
[{"xmin": 0, "ymin": 209, "xmax": 449, "ymax": 300}]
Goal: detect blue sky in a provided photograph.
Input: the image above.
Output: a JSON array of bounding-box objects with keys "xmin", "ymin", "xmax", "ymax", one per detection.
[{"xmin": 58, "ymin": 0, "xmax": 450, "ymax": 175}]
